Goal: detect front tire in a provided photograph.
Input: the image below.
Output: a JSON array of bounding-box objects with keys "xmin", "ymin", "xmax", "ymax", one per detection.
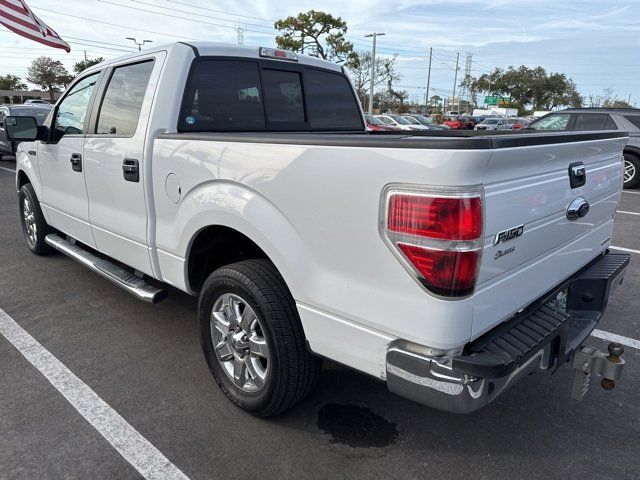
[
  {"xmin": 18, "ymin": 183, "xmax": 53, "ymax": 255},
  {"xmin": 624, "ymin": 154, "xmax": 640, "ymax": 189},
  {"xmin": 198, "ymin": 259, "xmax": 321, "ymax": 417}
]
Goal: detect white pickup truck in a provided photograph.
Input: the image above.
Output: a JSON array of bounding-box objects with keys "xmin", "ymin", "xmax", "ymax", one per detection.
[{"xmin": 5, "ymin": 42, "xmax": 630, "ymax": 416}]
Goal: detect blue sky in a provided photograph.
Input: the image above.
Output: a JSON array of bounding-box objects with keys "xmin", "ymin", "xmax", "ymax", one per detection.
[{"xmin": 1, "ymin": 0, "xmax": 638, "ymax": 105}]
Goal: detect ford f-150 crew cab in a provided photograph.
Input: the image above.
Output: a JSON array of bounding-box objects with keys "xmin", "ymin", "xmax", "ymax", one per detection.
[{"xmin": 5, "ymin": 42, "xmax": 629, "ymax": 416}]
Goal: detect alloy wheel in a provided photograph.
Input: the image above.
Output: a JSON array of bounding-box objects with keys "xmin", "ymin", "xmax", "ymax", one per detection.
[
  {"xmin": 210, "ymin": 293, "xmax": 270, "ymax": 392},
  {"xmin": 624, "ymin": 159, "xmax": 636, "ymax": 185},
  {"xmin": 22, "ymin": 197, "xmax": 37, "ymax": 247}
]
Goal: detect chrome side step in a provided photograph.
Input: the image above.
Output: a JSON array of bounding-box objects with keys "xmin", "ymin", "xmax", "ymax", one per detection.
[{"xmin": 45, "ymin": 234, "xmax": 168, "ymax": 304}]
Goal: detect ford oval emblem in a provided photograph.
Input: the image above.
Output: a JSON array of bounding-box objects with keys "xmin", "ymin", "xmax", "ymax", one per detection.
[{"xmin": 566, "ymin": 197, "xmax": 590, "ymax": 221}]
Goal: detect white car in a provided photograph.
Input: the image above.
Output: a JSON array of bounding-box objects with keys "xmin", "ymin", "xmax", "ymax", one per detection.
[
  {"xmin": 7, "ymin": 42, "xmax": 629, "ymax": 416},
  {"xmin": 474, "ymin": 117, "xmax": 508, "ymax": 131}
]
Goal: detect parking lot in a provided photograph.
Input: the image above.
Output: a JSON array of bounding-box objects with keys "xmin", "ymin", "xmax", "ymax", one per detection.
[{"xmin": 0, "ymin": 155, "xmax": 639, "ymax": 480}]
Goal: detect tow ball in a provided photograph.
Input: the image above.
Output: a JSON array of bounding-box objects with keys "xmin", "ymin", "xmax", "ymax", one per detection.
[{"xmin": 570, "ymin": 342, "xmax": 625, "ymax": 401}]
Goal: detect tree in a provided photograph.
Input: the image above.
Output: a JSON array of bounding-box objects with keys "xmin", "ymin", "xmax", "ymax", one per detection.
[
  {"xmin": 346, "ymin": 51, "xmax": 400, "ymax": 106},
  {"xmin": 73, "ymin": 56, "xmax": 104, "ymax": 74},
  {"xmin": 0, "ymin": 74, "xmax": 27, "ymax": 90},
  {"xmin": 468, "ymin": 66, "xmax": 582, "ymax": 110},
  {"xmin": 27, "ymin": 57, "xmax": 73, "ymax": 101},
  {"xmin": 274, "ymin": 10, "xmax": 357, "ymax": 68},
  {"xmin": 586, "ymin": 88, "xmax": 631, "ymax": 108}
]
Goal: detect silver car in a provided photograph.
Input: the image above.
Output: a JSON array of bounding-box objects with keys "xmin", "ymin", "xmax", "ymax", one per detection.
[
  {"xmin": 528, "ymin": 108, "xmax": 640, "ymax": 188},
  {"xmin": 474, "ymin": 117, "xmax": 508, "ymax": 131}
]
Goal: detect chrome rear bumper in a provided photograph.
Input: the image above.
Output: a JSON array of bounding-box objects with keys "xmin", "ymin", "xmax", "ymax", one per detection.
[{"xmin": 386, "ymin": 251, "xmax": 630, "ymax": 413}]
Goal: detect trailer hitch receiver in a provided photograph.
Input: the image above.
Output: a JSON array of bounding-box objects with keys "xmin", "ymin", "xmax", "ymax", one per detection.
[{"xmin": 570, "ymin": 342, "xmax": 625, "ymax": 401}]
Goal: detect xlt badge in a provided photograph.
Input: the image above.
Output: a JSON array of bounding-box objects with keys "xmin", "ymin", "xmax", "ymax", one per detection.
[{"xmin": 494, "ymin": 224, "xmax": 524, "ymax": 245}]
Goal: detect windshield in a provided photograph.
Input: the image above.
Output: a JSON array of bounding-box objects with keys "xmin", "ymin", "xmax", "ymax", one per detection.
[
  {"xmin": 412, "ymin": 115, "xmax": 432, "ymax": 124},
  {"xmin": 389, "ymin": 115, "xmax": 411, "ymax": 125},
  {"xmin": 365, "ymin": 115, "xmax": 385, "ymax": 125},
  {"xmin": 377, "ymin": 116, "xmax": 395, "ymax": 125},
  {"xmin": 403, "ymin": 116, "xmax": 420, "ymax": 124}
]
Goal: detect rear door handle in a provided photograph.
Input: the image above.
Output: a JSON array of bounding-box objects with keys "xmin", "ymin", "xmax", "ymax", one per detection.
[
  {"xmin": 70, "ymin": 153, "xmax": 82, "ymax": 172},
  {"xmin": 122, "ymin": 158, "xmax": 139, "ymax": 182},
  {"xmin": 568, "ymin": 161, "xmax": 586, "ymax": 189}
]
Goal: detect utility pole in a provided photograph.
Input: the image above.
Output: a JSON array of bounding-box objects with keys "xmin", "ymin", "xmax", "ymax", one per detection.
[
  {"xmin": 451, "ymin": 51, "xmax": 460, "ymax": 112},
  {"xmin": 236, "ymin": 23, "xmax": 245, "ymax": 45},
  {"xmin": 83, "ymin": 50, "xmax": 87, "ymax": 61},
  {"xmin": 126, "ymin": 37, "xmax": 153, "ymax": 51},
  {"xmin": 365, "ymin": 32, "xmax": 386, "ymax": 114},
  {"xmin": 425, "ymin": 47, "xmax": 432, "ymax": 111},
  {"xmin": 461, "ymin": 53, "xmax": 472, "ymax": 110}
]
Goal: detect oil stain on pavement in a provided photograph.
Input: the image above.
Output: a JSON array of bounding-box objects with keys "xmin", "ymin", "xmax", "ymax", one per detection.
[{"xmin": 317, "ymin": 404, "xmax": 398, "ymax": 448}]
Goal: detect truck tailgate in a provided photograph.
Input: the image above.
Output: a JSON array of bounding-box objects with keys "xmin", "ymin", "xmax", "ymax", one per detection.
[{"xmin": 472, "ymin": 133, "xmax": 627, "ymax": 339}]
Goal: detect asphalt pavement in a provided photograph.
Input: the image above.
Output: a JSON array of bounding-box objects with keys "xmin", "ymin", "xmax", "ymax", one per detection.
[{"xmin": 1, "ymin": 155, "xmax": 639, "ymax": 480}]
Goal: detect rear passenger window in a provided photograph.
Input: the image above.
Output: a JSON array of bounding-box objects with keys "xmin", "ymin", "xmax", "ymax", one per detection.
[
  {"xmin": 179, "ymin": 60, "xmax": 265, "ymax": 131},
  {"xmin": 96, "ymin": 61, "xmax": 154, "ymax": 136},
  {"xmin": 572, "ymin": 113, "xmax": 616, "ymax": 131},
  {"xmin": 262, "ymin": 70, "xmax": 304, "ymax": 123},
  {"xmin": 305, "ymin": 69, "xmax": 362, "ymax": 130},
  {"xmin": 624, "ymin": 115, "xmax": 640, "ymax": 129}
]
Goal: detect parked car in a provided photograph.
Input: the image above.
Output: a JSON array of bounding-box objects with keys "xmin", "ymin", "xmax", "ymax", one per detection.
[
  {"xmin": 402, "ymin": 114, "xmax": 448, "ymax": 130},
  {"xmin": 6, "ymin": 42, "xmax": 629, "ymax": 416},
  {"xmin": 474, "ymin": 117, "xmax": 508, "ymax": 131},
  {"xmin": 397, "ymin": 115, "xmax": 431, "ymax": 130},
  {"xmin": 528, "ymin": 108, "xmax": 640, "ymax": 188},
  {"xmin": 375, "ymin": 114, "xmax": 415, "ymax": 131},
  {"xmin": 504, "ymin": 117, "xmax": 530, "ymax": 130},
  {"xmin": 0, "ymin": 104, "xmax": 51, "ymax": 160},
  {"xmin": 365, "ymin": 114, "xmax": 400, "ymax": 131},
  {"xmin": 443, "ymin": 115, "xmax": 475, "ymax": 130},
  {"xmin": 24, "ymin": 99, "xmax": 52, "ymax": 105}
]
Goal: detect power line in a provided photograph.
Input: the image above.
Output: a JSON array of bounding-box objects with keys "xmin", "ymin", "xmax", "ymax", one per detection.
[{"xmin": 96, "ymin": 0, "xmax": 276, "ymax": 36}]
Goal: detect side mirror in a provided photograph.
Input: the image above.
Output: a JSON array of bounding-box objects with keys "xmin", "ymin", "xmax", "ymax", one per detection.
[{"xmin": 4, "ymin": 116, "xmax": 40, "ymax": 141}]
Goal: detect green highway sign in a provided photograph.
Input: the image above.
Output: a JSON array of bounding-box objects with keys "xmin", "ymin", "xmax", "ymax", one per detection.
[{"xmin": 484, "ymin": 95, "xmax": 499, "ymax": 105}]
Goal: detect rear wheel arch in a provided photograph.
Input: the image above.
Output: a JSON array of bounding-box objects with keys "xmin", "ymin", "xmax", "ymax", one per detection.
[{"xmin": 186, "ymin": 225, "xmax": 271, "ymax": 293}]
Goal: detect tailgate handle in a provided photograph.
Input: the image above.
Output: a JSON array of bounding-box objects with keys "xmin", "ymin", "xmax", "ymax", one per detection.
[{"xmin": 568, "ymin": 162, "xmax": 586, "ymax": 189}]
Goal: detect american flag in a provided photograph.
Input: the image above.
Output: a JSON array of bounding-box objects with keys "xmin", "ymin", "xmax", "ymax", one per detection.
[{"xmin": 0, "ymin": 0, "xmax": 70, "ymax": 52}]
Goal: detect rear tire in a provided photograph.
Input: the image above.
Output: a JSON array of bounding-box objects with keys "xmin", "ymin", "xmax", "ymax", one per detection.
[
  {"xmin": 18, "ymin": 183, "xmax": 53, "ymax": 255},
  {"xmin": 624, "ymin": 154, "xmax": 640, "ymax": 189},
  {"xmin": 198, "ymin": 259, "xmax": 321, "ymax": 417}
]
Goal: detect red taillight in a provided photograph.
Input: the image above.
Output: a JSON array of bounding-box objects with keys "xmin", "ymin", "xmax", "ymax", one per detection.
[
  {"xmin": 397, "ymin": 244, "xmax": 479, "ymax": 295},
  {"xmin": 388, "ymin": 195, "xmax": 481, "ymax": 240},
  {"xmin": 382, "ymin": 188, "xmax": 483, "ymax": 298}
]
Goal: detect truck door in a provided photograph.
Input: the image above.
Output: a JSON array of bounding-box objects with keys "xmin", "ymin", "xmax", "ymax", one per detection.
[
  {"xmin": 83, "ymin": 57, "xmax": 160, "ymax": 275},
  {"xmin": 38, "ymin": 72, "xmax": 102, "ymax": 247}
]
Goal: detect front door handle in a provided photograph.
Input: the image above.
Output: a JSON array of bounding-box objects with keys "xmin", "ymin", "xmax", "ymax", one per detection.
[
  {"xmin": 122, "ymin": 158, "xmax": 139, "ymax": 182},
  {"xmin": 70, "ymin": 153, "xmax": 82, "ymax": 172}
]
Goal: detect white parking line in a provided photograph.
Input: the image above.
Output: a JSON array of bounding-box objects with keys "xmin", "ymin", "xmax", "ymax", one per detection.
[
  {"xmin": 618, "ymin": 210, "xmax": 640, "ymax": 216},
  {"xmin": 0, "ymin": 308, "xmax": 189, "ymax": 480},
  {"xmin": 622, "ymin": 190, "xmax": 640, "ymax": 196},
  {"xmin": 0, "ymin": 166, "xmax": 16, "ymax": 174},
  {"xmin": 592, "ymin": 329, "xmax": 640, "ymax": 351},
  {"xmin": 610, "ymin": 245, "xmax": 640, "ymax": 255}
]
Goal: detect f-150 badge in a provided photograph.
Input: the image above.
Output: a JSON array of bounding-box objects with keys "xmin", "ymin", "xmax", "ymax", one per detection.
[{"xmin": 494, "ymin": 224, "xmax": 524, "ymax": 245}]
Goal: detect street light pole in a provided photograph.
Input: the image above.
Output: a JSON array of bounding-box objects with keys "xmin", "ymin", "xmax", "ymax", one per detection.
[
  {"xmin": 365, "ymin": 32, "xmax": 385, "ymax": 114},
  {"xmin": 126, "ymin": 37, "xmax": 153, "ymax": 51}
]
